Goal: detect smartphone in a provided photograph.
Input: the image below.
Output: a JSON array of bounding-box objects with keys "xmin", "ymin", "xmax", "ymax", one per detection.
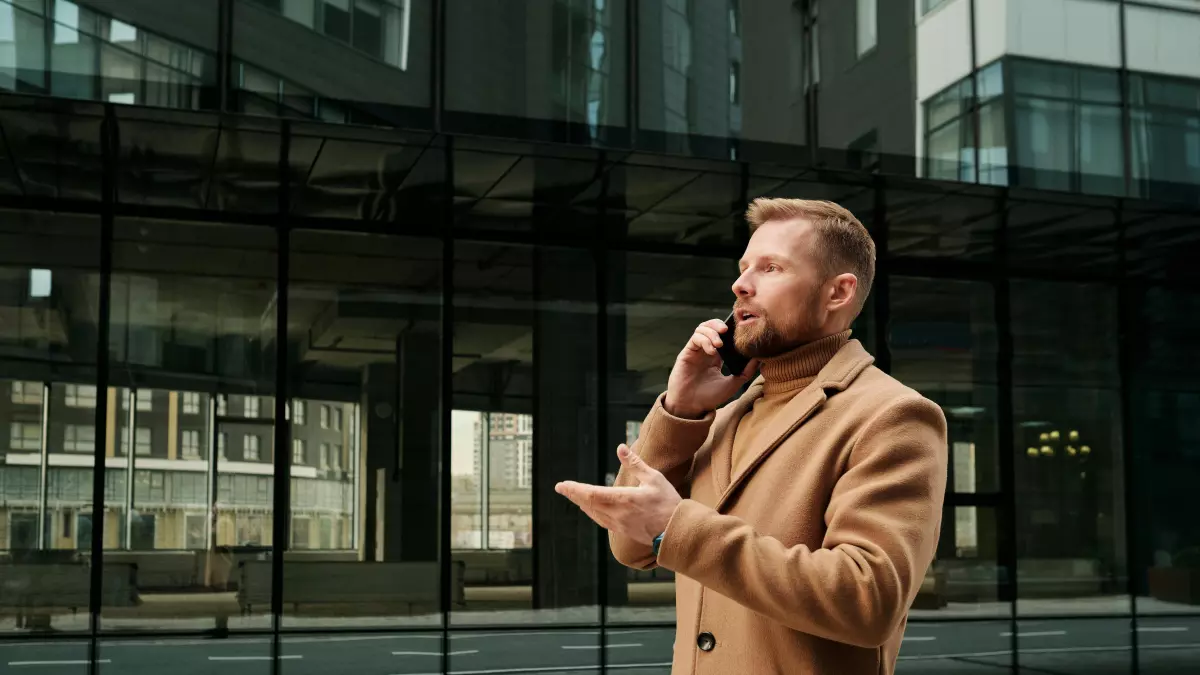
[{"xmin": 716, "ymin": 311, "xmax": 751, "ymax": 376}]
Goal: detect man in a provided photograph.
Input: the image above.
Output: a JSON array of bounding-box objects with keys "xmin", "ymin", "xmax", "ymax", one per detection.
[{"xmin": 556, "ymin": 198, "xmax": 947, "ymax": 674}]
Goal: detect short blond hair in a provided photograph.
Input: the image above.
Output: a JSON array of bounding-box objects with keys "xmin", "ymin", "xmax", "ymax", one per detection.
[{"xmin": 745, "ymin": 197, "xmax": 876, "ymax": 313}]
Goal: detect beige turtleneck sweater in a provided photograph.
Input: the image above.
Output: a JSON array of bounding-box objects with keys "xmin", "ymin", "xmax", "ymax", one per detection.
[{"xmin": 730, "ymin": 329, "xmax": 852, "ymax": 476}]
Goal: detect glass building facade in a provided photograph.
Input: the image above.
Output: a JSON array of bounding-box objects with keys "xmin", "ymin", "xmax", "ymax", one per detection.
[{"xmin": 0, "ymin": 1, "xmax": 1197, "ymax": 674}]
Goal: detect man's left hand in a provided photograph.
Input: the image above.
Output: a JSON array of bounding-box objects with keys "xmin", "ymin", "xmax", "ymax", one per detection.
[{"xmin": 555, "ymin": 445, "xmax": 682, "ymax": 545}]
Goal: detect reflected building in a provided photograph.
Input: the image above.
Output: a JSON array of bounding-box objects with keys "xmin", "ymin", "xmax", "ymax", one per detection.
[{"xmin": 0, "ymin": 1, "xmax": 1198, "ymax": 674}]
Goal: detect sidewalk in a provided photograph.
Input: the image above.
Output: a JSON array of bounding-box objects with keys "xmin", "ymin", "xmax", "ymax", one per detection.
[{"xmin": 3, "ymin": 590, "xmax": 1193, "ymax": 634}]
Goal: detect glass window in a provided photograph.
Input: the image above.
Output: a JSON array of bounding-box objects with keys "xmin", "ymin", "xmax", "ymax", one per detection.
[
  {"xmin": 1010, "ymin": 59, "xmax": 1124, "ymax": 196},
  {"xmin": 9, "ymin": 421, "xmax": 41, "ymax": 451},
  {"xmin": 244, "ymin": 396, "xmax": 260, "ymax": 418},
  {"xmin": 856, "ymin": 0, "xmax": 876, "ymax": 57},
  {"xmin": 244, "ymin": 434, "xmax": 261, "ymax": 461},
  {"xmin": 233, "ymin": 0, "xmax": 428, "ymax": 126},
  {"xmin": 446, "ymin": 0, "xmax": 626, "ymax": 136},
  {"xmin": 292, "ymin": 438, "xmax": 305, "ymax": 464},
  {"xmin": 291, "ymin": 515, "xmax": 311, "ymax": 549},
  {"xmin": 284, "ymin": 229, "xmax": 439, "ymax": 627},
  {"xmin": 921, "ymin": 0, "xmax": 951, "ymax": 15},
  {"xmin": 119, "ymin": 427, "xmax": 152, "ymax": 456},
  {"xmin": 108, "ymin": 218, "xmax": 276, "ymax": 631},
  {"xmin": 182, "ymin": 391, "xmax": 201, "ymax": 415},
  {"xmin": 65, "ymin": 384, "xmax": 97, "ymax": 407},
  {"xmin": 1011, "ymin": 281, "xmax": 1124, "ymax": 615},
  {"xmin": 10, "ymin": 381, "xmax": 42, "ymax": 405},
  {"xmin": 181, "ymin": 429, "xmax": 201, "ymax": 459},
  {"xmin": 451, "ymin": 241, "xmax": 598, "ymax": 624},
  {"xmin": 64, "ymin": 424, "xmax": 95, "ymax": 453}
]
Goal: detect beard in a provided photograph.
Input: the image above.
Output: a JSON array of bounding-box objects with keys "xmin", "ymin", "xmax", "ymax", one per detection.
[{"xmin": 733, "ymin": 296, "xmax": 824, "ymax": 359}]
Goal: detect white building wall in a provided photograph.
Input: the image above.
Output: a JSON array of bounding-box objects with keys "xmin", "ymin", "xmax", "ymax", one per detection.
[{"xmin": 1125, "ymin": 4, "xmax": 1200, "ymax": 79}]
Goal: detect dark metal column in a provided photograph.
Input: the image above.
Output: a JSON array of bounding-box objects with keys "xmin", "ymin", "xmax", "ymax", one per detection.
[
  {"xmin": 269, "ymin": 120, "xmax": 292, "ymax": 675},
  {"xmin": 439, "ymin": 137, "xmax": 456, "ymax": 675},
  {"xmin": 993, "ymin": 188, "xmax": 1018, "ymax": 674},
  {"xmin": 871, "ymin": 175, "xmax": 890, "ymax": 374},
  {"xmin": 87, "ymin": 101, "xmax": 118, "ymax": 675},
  {"xmin": 1116, "ymin": 200, "xmax": 1141, "ymax": 674},
  {"xmin": 595, "ymin": 152, "xmax": 610, "ymax": 669}
]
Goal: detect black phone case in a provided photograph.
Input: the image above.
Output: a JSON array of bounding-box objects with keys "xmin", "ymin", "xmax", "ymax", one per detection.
[{"xmin": 716, "ymin": 311, "xmax": 751, "ymax": 376}]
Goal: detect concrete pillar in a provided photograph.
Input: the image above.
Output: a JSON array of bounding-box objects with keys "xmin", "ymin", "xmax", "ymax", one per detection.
[
  {"xmin": 361, "ymin": 330, "xmax": 440, "ymax": 564},
  {"xmin": 532, "ymin": 246, "xmax": 600, "ymax": 609}
]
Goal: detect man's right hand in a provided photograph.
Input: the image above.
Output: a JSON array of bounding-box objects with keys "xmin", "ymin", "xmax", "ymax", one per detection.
[{"xmin": 663, "ymin": 319, "xmax": 759, "ymax": 419}]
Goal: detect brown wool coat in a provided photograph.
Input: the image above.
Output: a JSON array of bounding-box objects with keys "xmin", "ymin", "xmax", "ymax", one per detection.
[{"xmin": 611, "ymin": 340, "xmax": 948, "ymax": 675}]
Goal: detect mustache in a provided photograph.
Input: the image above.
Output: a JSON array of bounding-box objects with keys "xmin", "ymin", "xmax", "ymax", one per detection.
[{"xmin": 733, "ymin": 302, "xmax": 765, "ymax": 317}]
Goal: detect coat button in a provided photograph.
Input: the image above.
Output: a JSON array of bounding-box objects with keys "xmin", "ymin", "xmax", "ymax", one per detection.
[{"xmin": 696, "ymin": 632, "xmax": 716, "ymax": 652}]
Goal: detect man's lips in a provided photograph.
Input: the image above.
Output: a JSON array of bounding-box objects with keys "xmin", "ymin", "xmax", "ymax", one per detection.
[{"xmin": 734, "ymin": 308, "xmax": 760, "ymax": 324}]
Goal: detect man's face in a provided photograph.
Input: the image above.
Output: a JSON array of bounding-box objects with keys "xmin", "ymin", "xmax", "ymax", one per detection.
[{"xmin": 730, "ymin": 218, "xmax": 828, "ymax": 358}]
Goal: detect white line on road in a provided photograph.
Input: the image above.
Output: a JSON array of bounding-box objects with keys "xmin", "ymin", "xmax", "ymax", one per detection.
[
  {"xmin": 449, "ymin": 630, "xmax": 600, "ymax": 640},
  {"xmin": 208, "ymin": 656, "xmax": 302, "ymax": 661},
  {"xmin": 394, "ymin": 650, "xmax": 480, "ymax": 656},
  {"xmin": 1000, "ymin": 630, "xmax": 1067, "ymax": 637},
  {"xmin": 1138, "ymin": 626, "xmax": 1188, "ymax": 632},
  {"xmin": 10, "ymin": 661, "xmax": 111, "ymax": 667},
  {"xmin": 561, "ymin": 643, "xmax": 643, "ymax": 650},
  {"xmin": 902, "ymin": 636, "xmax": 937, "ymax": 642},
  {"xmin": 395, "ymin": 662, "xmax": 673, "ymax": 675},
  {"xmin": 898, "ymin": 642, "xmax": 1200, "ymax": 661}
]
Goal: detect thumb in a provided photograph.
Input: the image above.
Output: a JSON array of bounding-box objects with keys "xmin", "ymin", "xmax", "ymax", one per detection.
[{"xmin": 617, "ymin": 444, "xmax": 657, "ymax": 481}]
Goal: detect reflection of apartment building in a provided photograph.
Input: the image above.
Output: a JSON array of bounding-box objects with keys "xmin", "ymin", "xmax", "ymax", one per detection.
[
  {"xmin": 916, "ymin": 0, "xmax": 1200, "ymax": 199},
  {"xmin": 450, "ymin": 412, "xmax": 533, "ymax": 550},
  {"xmin": 0, "ymin": 381, "xmax": 357, "ymax": 552}
]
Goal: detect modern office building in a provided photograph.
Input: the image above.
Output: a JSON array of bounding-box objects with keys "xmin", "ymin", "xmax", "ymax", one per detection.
[{"xmin": 0, "ymin": 1, "xmax": 1197, "ymax": 674}]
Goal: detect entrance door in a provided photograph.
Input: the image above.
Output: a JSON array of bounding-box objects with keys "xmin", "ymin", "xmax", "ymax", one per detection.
[{"xmin": 9, "ymin": 512, "xmax": 38, "ymax": 550}]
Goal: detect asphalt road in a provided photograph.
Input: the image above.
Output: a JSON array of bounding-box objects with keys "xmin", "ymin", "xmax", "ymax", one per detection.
[{"xmin": 0, "ymin": 617, "xmax": 1197, "ymax": 674}]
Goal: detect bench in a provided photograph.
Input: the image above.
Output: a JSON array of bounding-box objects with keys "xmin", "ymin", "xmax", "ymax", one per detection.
[
  {"xmin": 0, "ymin": 562, "xmax": 140, "ymax": 628},
  {"xmin": 79, "ymin": 551, "xmax": 203, "ymax": 592},
  {"xmin": 236, "ymin": 560, "xmax": 465, "ymax": 616},
  {"xmin": 453, "ymin": 549, "xmax": 533, "ymax": 586}
]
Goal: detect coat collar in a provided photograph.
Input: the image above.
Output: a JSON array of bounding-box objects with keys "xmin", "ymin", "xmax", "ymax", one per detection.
[{"xmin": 710, "ymin": 339, "xmax": 876, "ymax": 511}]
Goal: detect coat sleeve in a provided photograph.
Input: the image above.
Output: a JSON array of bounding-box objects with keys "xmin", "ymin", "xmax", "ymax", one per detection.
[
  {"xmin": 608, "ymin": 392, "xmax": 716, "ymax": 570},
  {"xmin": 654, "ymin": 394, "xmax": 948, "ymax": 648}
]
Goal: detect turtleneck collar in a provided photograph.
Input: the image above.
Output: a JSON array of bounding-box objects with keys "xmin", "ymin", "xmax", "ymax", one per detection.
[{"xmin": 758, "ymin": 330, "xmax": 852, "ymax": 395}]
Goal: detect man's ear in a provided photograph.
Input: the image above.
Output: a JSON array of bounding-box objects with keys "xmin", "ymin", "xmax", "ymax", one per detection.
[{"xmin": 827, "ymin": 273, "xmax": 858, "ymax": 313}]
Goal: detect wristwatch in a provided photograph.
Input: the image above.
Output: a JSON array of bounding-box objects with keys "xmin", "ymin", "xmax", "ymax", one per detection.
[{"xmin": 652, "ymin": 531, "xmax": 666, "ymax": 558}]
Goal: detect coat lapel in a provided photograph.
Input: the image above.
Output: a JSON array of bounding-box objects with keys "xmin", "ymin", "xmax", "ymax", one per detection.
[
  {"xmin": 707, "ymin": 383, "xmax": 763, "ymax": 497},
  {"xmin": 713, "ymin": 340, "xmax": 876, "ymax": 512}
]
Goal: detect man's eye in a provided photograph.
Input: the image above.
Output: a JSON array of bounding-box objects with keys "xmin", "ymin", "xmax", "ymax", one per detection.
[{"xmin": 766, "ymin": 264, "xmax": 779, "ymax": 272}]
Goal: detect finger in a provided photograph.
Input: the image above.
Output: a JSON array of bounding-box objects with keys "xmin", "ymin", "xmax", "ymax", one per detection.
[
  {"xmin": 702, "ymin": 318, "xmax": 729, "ymax": 333},
  {"xmin": 695, "ymin": 325, "xmax": 723, "ymax": 348},
  {"xmin": 555, "ymin": 481, "xmax": 622, "ymax": 509},
  {"xmin": 687, "ymin": 332, "xmax": 717, "ymax": 356},
  {"xmin": 616, "ymin": 444, "xmax": 661, "ymax": 483}
]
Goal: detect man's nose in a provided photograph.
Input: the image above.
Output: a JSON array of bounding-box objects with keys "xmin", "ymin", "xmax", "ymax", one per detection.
[{"xmin": 731, "ymin": 273, "xmax": 753, "ymax": 297}]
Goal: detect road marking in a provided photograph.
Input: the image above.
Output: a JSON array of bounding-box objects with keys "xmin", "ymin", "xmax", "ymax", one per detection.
[
  {"xmin": 394, "ymin": 650, "xmax": 479, "ymax": 656},
  {"xmin": 208, "ymin": 656, "xmax": 302, "ymax": 661},
  {"xmin": 10, "ymin": 661, "xmax": 111, "ymax": 667},
  {"xmin": 449, "ymin": 630, "xmax": 601, "ymax": 640},
  {"xmin": 561, "ymin": 643, "xmax": 643, "ymax": 650},
  {"xmin": 396, "ymin": 663, "xmax": 673, "ymax": 675},
  {"xmin": 1000, "ymin": 630, "xmax": 1067, "ymax": 637},
  {"xmin": 902, "ymin": 636, "xmax": 936, "ymax": 642},
  {"xmin": 1138, "ymin": 626, "xmax": 1188, "ymax": 633},
  {"xmin": 898, "ymin": 642, "xmax": 1200, "ymax": 661}
]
